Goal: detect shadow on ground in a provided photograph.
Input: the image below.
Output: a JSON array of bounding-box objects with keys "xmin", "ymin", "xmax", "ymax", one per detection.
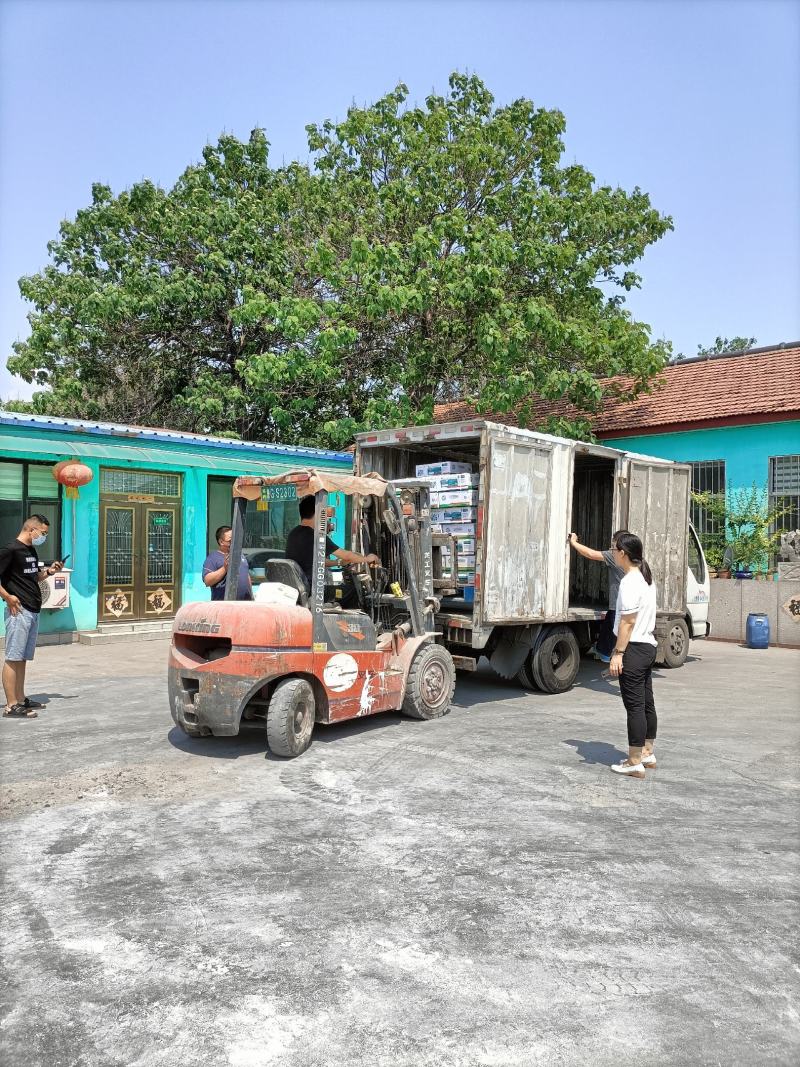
[
  {"xmin": 165, "ymin": 650, "xmax": 694, "ymax": 764},
  {"xmin": 563, "ymin": 738, "xmax": 627, "ymax": 766},
  {"xmin": 167, "ymin": 709, "xmax": 409, "ymax": 762},
  {"xmin": 27, "ymin": 692, "xmax": 81, "ymax": 705},
  {"xmin": 167, "ymin": 726, "xmax": 267, "ymax": 760}
]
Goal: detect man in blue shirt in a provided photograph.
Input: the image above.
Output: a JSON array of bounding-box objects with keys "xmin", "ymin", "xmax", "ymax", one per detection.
[{"xmin": 202, "ymin": 525, "xmax": 252, "ymax": 601}]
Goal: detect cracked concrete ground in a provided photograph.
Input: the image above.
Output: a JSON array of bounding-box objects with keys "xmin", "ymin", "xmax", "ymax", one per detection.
[{"xmin": 1, "ymin": 637, "xmax": 798, "ymax": 1066}]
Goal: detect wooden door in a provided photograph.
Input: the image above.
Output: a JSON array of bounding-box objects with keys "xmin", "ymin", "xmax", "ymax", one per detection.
[
  {"xmin": 99, "ymin": 474, "xmax": 182, "ymax": 622},
  {"xmin": 140, "ymin": 504, "xmax": 180, "ymax": 619},
  {"xmin": 100, "ymin": 502, "xmax": 138, "ymax": 621}
]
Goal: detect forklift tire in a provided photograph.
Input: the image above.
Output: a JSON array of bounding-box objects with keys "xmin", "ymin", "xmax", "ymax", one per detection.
[
  {"xmin": 530, "ymin": 626, "xmax": 580, "ymax": 694},
  {"xmin": 402, "ymin": 644, "xmax": 456, "ymax": 720},
  {"xmin": 266, "ymin": 678, "xmax": 316, "ymax": 758}
]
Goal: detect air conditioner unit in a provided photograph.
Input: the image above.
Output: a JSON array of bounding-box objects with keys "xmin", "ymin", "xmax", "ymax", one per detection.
[{"xmin": 40, "ymin": 569, "xmax": 71, "ymax": 610}]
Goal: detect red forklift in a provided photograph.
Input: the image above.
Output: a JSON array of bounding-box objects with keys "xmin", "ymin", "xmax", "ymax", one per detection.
[{"xmin": 168, "ymin": 469, "xmax": 457, "ymax": 757}]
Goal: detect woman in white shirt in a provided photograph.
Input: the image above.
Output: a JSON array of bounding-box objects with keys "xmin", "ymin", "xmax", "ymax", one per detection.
[{"xmin": 607, "ymin": 532, "xmax": 658, "ymax": 779}]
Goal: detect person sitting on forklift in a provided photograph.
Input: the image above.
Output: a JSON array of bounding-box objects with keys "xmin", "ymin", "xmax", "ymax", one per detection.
[{"xmin": 286, "ymin": 495, "xmax": 381, "ymax": 594}]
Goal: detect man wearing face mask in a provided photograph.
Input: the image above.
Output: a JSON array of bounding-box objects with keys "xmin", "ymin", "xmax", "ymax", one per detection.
[{"xmin": 0, "ymin": 514, "xmax": 64, "ymax": 719}]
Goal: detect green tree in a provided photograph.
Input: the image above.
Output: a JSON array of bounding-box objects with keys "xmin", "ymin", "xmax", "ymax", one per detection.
[
  {"xmin": 9, "ymin": 74, "xmax": 673, "ymax": 448},
  {"xmin": 9, "ymin": 131, "xmax": 313, "ymax": 439},
  {"xmin": 673, "ymin": 335, "xmax": 757, "ymax": 363},
  {"xmin": 692, "ymin": 485, "xmax": 788, "ymax": 572},
  {"xmin": 697, "ymin": 336, "xmax": 757, "ymax": 356}
]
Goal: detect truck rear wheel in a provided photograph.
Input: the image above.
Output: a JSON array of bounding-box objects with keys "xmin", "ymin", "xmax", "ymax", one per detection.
[
  {"xmin": 266, "ymin": 678, "xmax": 315, "ymax": 758},
  {"xmin": 515, "ymin": 653, "xmax": 540, "ymax": 691},
  {"xmin": 531, "ymin": 626, "xmax": 580, "ymax": 694},
  {"xmin": 402, "ymin": 644, "xmax": 456, "ymax": 720},
  {"xmin": 660, "ymin": 618, "xmax": 690, "ymax": 669}
]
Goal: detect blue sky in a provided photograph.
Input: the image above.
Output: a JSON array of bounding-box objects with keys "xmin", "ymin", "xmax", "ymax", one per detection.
[{"xmin": 1, "ymin": 0, "xmax": 798, "ymax": 401}]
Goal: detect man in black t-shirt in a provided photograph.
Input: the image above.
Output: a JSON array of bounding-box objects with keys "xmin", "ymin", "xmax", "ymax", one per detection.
[
  {"xmin": 285, "ymin": 495, "xmax": 380, "ymax": 592},
  {"xmin": 0, "ymin": 514, "xmax": 64, "ymax": 719}
]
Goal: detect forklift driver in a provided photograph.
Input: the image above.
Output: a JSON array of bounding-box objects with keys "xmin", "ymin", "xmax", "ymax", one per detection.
[{"xmin": 286, "ymin": 495, "xmax": 381, "ymax": 595}]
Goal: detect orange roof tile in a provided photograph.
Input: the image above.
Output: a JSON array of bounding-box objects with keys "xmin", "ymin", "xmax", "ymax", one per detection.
[{"xmin": 433, "ymin": 342, "xmax": 800, "ymax": 437}]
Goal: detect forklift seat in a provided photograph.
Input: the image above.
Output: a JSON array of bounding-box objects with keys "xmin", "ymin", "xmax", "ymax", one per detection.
[{"xmin": 265, "ymin": 559, "xmax": 309, "ymax": 606}]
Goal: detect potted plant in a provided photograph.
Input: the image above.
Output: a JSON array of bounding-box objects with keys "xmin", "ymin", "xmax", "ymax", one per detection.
[
  {"xmin": 703, "ymin": 539, "xmax": 725, "ymax": 579},
  {"xmin": 692, "ymin": 486, "xmax": 789, "ymax": 579}
]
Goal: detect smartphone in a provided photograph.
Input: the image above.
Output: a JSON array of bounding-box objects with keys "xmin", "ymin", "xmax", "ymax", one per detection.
[{"xmin": 59, "ymin": 554, "xmax": 71, "ymax": 565}]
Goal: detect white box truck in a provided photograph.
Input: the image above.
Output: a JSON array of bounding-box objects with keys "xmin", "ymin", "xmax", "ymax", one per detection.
[{"xmin": 353, "ymin": 419, "xmax": 710, "ymax": 693}]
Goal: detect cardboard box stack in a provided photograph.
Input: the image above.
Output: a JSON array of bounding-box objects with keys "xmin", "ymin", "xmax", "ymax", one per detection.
[{"xmin": 416, "ymin": 461, "xmax": 478, "ymax": 594}]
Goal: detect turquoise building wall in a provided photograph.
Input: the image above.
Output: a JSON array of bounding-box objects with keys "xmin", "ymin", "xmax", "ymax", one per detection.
[
  {"xmin": 0, "ymin": 420, "xmax": 352, "ymax": 637},
  {"xmin": 602, "ymin": 420, "xmax": 800, "ymax": 490}
]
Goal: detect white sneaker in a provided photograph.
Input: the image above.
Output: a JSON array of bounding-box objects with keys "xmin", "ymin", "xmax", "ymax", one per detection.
[
  {"xmin": 641, "ymin": 753, "xmax": 657, "ymax": 768},
  {"xmin": 611, "ymin": 760, "xmax": 646, "ymax": 779}
]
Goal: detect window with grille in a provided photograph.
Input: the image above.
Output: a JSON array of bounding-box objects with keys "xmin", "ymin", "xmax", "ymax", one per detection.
[
  {"xmin": 104, "ymin": 507, "xmax": 134, "ymax": 585},
  {"xmin": 689, "ymin": 460, "xmax": 726, "ymax": 550},
  {"xmin": 147, "ymin": 510, "xmax": 175, "ymax": 584},
  {"xmin": 100, "ymin": 469, "xmax": 181, "ymax": 497},
  {"xmin": 0, "ymin": 461, "xmax": 62, "ymax": 556},
  {"xmin": 769, "ymin": 455, "xmax": 800, "ymax": 534}
]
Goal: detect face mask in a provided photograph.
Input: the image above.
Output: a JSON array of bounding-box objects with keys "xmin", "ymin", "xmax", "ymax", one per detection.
[{"xmin": 32, "ymin": 534, "xmax": 47, "ymax": 546}]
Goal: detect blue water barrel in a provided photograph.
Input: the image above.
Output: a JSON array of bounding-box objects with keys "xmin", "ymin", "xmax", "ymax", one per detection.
[{"xmin": 746, "ymin": 613, "xmax": 770, "ymax": 649}]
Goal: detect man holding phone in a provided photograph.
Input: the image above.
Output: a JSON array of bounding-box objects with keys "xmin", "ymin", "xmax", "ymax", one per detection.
[{"xmin": 0, "ymin": 514, "xmax": 64, "ymax": 719}]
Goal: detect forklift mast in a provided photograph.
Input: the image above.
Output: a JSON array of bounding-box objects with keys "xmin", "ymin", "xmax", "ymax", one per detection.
[
  {"xmin": 225, "ymin": 482, "xmax": 428, "ymax": 640},
  {"xmin": 225, "ymin": 494, "xmax": 248, "ymax": 603}
]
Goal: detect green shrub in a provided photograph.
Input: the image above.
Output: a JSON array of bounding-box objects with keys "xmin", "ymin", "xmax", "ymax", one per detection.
[{"xmin": 691, "ymin": 486, "xmax": 789, "ymax": 572}]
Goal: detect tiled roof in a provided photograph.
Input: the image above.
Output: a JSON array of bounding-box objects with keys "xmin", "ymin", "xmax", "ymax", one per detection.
[{"xmin": 433, "ymin": 342, "xmax": 800, "ymax": 437}]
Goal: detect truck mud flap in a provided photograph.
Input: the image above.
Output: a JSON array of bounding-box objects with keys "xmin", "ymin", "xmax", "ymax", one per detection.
[{"xmin": 489, "ymin": 625, "xmax": 542, "ymax": 679}]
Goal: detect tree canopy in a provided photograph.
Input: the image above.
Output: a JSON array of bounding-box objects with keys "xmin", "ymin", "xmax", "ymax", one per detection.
[
  {"xmin": 673, "ymin": 336, "xmax": 757, "ymax": 363},
  {"xmin": 697, "ymin": 336, "xmax": 757, "ymax": 356},
  {"xmin": 8, "ymin": 73, "xmax": 673, "ymax": 448}
]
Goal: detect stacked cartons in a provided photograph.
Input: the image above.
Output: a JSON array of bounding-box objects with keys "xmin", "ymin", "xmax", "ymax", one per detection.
[
  {"xmin": 431, "ymin": 507, "xmax": 475, "ymax": 524},
  {"xmin": 437, "ymin": 489, "xmax": 479, "ymax": 506},
  {"xmin": 439, "ymin": 523, "xmax": 477, "ymax": 537},
  {"xmin": 435, "ymin": 472, "xmax": 478, "ymax": 489},
  {"xmin": 418, "ymin": 463, "xmax": 477, "ymax": 593},
  {"xmin": 415, "ymin": 461, "xmax": 472, "ymax": 477}
]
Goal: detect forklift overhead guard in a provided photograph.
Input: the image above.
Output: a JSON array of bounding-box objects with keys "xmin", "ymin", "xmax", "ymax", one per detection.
[{"xmin": 233, "ymin": 469, "xmax": 390, "ymax": 500}]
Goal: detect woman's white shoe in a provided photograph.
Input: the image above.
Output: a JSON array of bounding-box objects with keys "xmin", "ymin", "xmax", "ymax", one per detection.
[
  {"xmin": 610, "ymin": 760, "xmax": 646, "ymax": 779},
  {"xmin": 641, "ymin": 753, "xmax": 657, "ymax": 768}
]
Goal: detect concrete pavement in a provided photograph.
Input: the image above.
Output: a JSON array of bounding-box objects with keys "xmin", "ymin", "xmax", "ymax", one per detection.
[{"xmin": 1, "ymin": 638, "xmax": 798, "ymax": 1066}]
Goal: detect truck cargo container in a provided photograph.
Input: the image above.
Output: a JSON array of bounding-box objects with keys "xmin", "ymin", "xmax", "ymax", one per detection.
[{"xmin": 354, "ymin": 419, "xmax": 709, "ymax": 693}]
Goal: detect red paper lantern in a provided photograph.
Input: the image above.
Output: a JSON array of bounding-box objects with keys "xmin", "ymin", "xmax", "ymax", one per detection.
[{"xmin": 53, "ymin": 459, "xmax": 93, "ymax": 499}]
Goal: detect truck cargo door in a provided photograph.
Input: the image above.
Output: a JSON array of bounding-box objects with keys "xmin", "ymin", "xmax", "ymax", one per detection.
[
  {"xmin": 625, "ymin": 461, "xmax": 690, "ymax": 614},
  {"xmin": 482, "ymin": 439, "xmax": 552, "ymax": 622}
]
